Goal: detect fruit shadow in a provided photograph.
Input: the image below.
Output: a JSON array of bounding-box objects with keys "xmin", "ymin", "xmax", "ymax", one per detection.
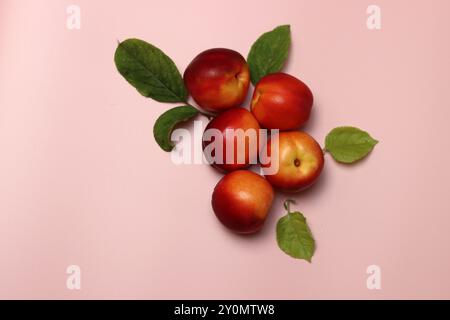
[
  {"xmin": 299, "ymin": 102, "xmax": 319, "ymax": 133},
  {"xmin": 264, "ymin": 163, "xmax": 331, "ymax": 233},
  {"xmin": 276, "ymin": 162, "xmax": 330, "ymax": 205}
]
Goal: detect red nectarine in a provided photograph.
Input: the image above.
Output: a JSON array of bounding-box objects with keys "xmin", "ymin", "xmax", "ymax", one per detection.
[
  {"xmin": 251, "ymin": 73, "xmax": 313, "ymax": 130},
  {"xmin": 184, "ymin": 48, "xmax": 250, "ymax": 112},
  {"xmin": 212, "ymin": 170, "xmax": 274, "ymax": 234},
  {"xmin": 202, "ymin": 108, "xmax": 260, "ymax": 172},
  {"xmin": 261, "ymin": 131, "xmax": 324, "ymax": 192}
]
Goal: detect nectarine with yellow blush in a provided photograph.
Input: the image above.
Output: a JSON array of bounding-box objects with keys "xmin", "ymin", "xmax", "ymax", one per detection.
[
  {"xmin": 262, "ymin": 131, "xmax": 324, "ymax": 192},
  {"xmin": 184, "ymin": 48, "xmax": 250, "ymax": 112},
  {"xmin": 212, "ymin": 170, "xmax": 274, "ymax": 234}
]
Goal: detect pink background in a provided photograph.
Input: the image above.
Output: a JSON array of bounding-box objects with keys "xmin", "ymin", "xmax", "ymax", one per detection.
[{"xmin": 1, "ymin": 0, "xmax": 450, "ymax": 299}]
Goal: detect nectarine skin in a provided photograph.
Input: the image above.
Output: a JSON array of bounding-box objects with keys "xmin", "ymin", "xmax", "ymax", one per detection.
[
  {"xmin": 262, "ymin": 131, "xmax": 324, "ymax": 192},
  {"xmin": 184, "ymin": 48, "xmax": 250, "ymax": 112},
  {"xmin": 202, "ymin": 108, "xmax": 260, "ymax": 172},
  {"xmin": 212, "ymin": 170, "xmax": 274, "ymax": 234},
  {"xmin": 251, "ymin": 73, "xmax": 313, "ymax": 130}
]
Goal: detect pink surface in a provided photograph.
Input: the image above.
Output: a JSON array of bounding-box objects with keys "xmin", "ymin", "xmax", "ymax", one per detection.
[{"xmin": 1, "ymin": 0, "xmax": 450, "ymax": 299}]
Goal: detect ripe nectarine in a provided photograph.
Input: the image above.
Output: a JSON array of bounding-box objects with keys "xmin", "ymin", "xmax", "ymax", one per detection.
[
  {"xmin": 261, "ymin": 131, "xmax": 324, "ymax": 192},
  {"xmin": 212, "ymin": 170, "xmax": 274, "ymax": 234},
  {"xmin": 202, "ymin": 108, "xmax": 260, "ymax": 172},
  {"xmin": 251, "ymin": 73, "xmax": 313, "ymax": 130},
  {"xmin": 184, "ymin": 48, "xmax": 250, "ymax": 112}
]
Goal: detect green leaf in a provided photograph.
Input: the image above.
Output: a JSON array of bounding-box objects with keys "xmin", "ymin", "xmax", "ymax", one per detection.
[
  {"xmin": 277, "ymin": 211, "xmax": 315, "ymax": 262},
  {"xmin": 247, "ymin": 25, "xmax": 291, "ymax": 85},
  {"xmin": 114, "ymin": 38, "xmax": 187, "ymax": 103},
  {"xmin": 325, "ymin": 126, "xmax": 379, "ymax": 163},
  {"xmin": 153, "ymin": 106, "xmax": 199, "ymax": 152}
]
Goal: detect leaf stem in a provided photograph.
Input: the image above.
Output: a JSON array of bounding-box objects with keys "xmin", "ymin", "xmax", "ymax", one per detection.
[{"xmin": 283, "ymin": 199, "xmax": 296, "ymax": 213}]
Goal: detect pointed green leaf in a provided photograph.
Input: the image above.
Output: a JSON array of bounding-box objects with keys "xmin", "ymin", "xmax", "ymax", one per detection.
[
  {"xmin": 277, "ymin": 211, "xmax": 315, "ymax": 262},
  {"xmin": 247, "ymin": 25, "xmax": 291, "ymax": 85},
  {"xmin": 325, "ymin": 126, "xmax": 378, "ymax": 163},
  {"xmin": 114, "ymin": 39, "xmax": 187, "ymax": 102},
  {"xmin": 153, "ymin": 106, "xmax": 199, "ymax": 152}
]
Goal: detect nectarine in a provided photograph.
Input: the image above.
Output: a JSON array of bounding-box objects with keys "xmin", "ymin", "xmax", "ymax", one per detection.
[
  {"xmin": 261, "ymin": 131, "xmax": 324, "ymax": 192},
  {"xmin": 212, "ymin": 170, "xmax": 274, "ymax": 234},
  {"xmin": 251, "ymin": 73, "xmax": 313, "ymax": 130},
  {"xmin": 184, "ymin": 48, "xmax": 250, "ymax": 112},
  {"xmin": 202, "ymin": 108, "xmax": 260, "ymax": 172}
]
